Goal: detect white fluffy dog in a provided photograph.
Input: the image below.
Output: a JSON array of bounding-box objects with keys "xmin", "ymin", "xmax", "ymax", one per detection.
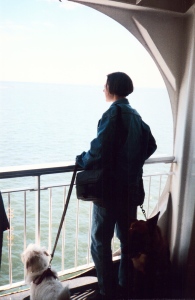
[{"xmin": 21, "ymin": 244, "xmax": 70, "ymax": 300}]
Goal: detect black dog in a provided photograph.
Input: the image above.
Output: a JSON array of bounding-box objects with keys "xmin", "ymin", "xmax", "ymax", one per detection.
[{"xmin": 127, "ymin": 212, "xmax": 171, "ymax": 298}]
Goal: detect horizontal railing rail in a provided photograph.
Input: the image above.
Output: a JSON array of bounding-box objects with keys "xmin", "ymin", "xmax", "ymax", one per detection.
[
  {"xmin": 0, "ymin": 156, "xmax": 175, "ymax": 293},
  {"xmin": 0, "ymin": 155, "xmax": 175, "ymax": 179}
]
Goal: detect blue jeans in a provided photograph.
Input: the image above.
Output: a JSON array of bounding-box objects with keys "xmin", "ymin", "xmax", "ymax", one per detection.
[{"xmin": 91, "ymin": 202, "xmax": 137, "ymax": 297}]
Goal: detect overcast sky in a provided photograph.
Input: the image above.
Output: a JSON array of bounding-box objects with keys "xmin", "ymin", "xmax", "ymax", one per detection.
[{"xmin": 0, "ymin": 0, "xmax": 165, "ymax": 88}]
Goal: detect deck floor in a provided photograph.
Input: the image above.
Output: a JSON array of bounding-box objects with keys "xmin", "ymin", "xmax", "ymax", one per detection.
[{"xmin": 0, "ymin": 276, "xmax": 98, "ymax": 300}]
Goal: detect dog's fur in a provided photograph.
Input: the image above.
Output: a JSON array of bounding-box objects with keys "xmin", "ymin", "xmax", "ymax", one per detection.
[
  {"xmin": 127, "ymin": 212, "xmax": 171, "ymax": 298},
  {"xmin": 21, "ymin": 244, "xmax": 70, "ymax": 300}
]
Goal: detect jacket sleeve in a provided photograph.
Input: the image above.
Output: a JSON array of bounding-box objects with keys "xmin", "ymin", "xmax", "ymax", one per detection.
[
  {"xmin": 141, "ymin": 120, "xmax": 157, "ymax": 162},
  {"xmin": 145, "ymin": 130, "xmax": 157, "ymax": 159},
  {"xmin": 76, "ymin": 109, "xmax": 117, "ymax": 169}
]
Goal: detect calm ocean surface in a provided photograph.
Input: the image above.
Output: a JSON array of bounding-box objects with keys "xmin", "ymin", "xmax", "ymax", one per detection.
[
  {"xmin": 0, "ymin": 82, "xmax": 173, "ymax": 167},
  {"xmin": 0, "ymin": 82, "xmax": 173, "ymax": 286}
]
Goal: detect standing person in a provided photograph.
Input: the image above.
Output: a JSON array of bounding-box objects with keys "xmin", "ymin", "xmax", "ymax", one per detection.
[{"xmin": 76, "ymin": 72, "xmax": 157, "ymax": 299}]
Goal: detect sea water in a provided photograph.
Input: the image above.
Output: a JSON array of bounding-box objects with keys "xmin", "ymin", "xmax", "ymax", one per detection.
[{"xmin": 0, "ymin": 82, "xmax": 173, "ymax": 286}]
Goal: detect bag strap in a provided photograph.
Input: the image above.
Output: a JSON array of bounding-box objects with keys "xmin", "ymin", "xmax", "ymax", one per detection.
[
  {"xmin": 114, "ymin": 104, "xmax": 128, "ymax": 153},
  {"xmin": 49, "ymin": 163, "xmax": 78, "ymax": 265}
]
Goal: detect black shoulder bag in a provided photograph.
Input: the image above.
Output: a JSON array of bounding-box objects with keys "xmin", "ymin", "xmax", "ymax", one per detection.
[{"xmin": 76, "ymin": 168, "xmax": 103, "ymax": 201}]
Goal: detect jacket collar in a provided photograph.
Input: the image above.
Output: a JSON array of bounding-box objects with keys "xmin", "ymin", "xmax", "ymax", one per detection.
[{"xmin": 110, "ymin": 98, "xmax": 129, "ymax": 107}]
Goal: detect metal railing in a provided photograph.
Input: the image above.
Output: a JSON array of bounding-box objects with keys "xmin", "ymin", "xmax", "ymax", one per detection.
[{"xmin": 0, "ymin": 156, "xmax": 175, "ymax": 292}]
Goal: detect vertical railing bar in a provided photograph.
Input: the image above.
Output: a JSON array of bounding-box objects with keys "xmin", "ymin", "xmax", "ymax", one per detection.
[
  {"xmin": 24, "ymin": 191, "xmax": 27, "ymax": 250},
  {"xmin": 48, "ymin": 188, "xmax": 52, "ymax": 253},
  {"xmin": 61, "ymin": 186, "xmax": 66, "ymax": 271},
  {"xmin": 112, "ymin": 192, "xmax": 115, "ymax": 250},
  {"xmin": 23, "ymin": 191, "xmax": 27, "ymax": 280},
  {"xmin": 87, "ymin": 202, "xmax": 92, "ymax": 265},
  {"xmin": 158, "ymin": 175, "xmax": 162, "ymax": 212},
  {"xmin": 147, "ymin": 176, "xmax": 151, "ymax": 218},
  {"xmin": 112, "ymin": 234, "xmax": 115, "ymax": 253},
  {"xmin": 35, "ymin": 176, "xmax": 41, "ymax": 246},
  {"xmin": 75, "ymin": 199, "xmax": 79, "ymax": 268},
  {"xmin": 7, "ymin": 193, "xmax": 12, "ymax": 286}
]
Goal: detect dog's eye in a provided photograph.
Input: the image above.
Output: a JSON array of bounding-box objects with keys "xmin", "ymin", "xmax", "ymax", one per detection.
[{"xmin": 129, "ymin": 223, "xmax": 135, "ymax": 230}]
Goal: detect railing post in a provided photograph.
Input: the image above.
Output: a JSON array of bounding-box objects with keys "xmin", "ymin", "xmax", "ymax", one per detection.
[
  {"xmin": 61, "ymin": 186, "xmax": 66, "ymax": 270},
  {"xmin": 87, "ymin": 202, "xmax": 92, "ymax": 264},
  {"xmin": 158, "ymin": 175, "xmax": 162, "ymax": 212},
  {"xmin": 24, "ymin": 191, "xmax": 27, "ymax": 250},
  {"xmin": 7, "ymin": 193, "xmax": 13, "ymax": 286},
  {"xmin": 35, "ymin": 175, "xmax": 41, "ymax": 245},
  {"xmin": 48, "ymin": 188, "xmax": 52, "ymax": 253},
  {"xmin": 75, "ymin": 199, "xmax": 79, "ymax": 268},
  {"xmin": 147, "ymin": 176, "xmax": 151, "ymax": 218}
]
